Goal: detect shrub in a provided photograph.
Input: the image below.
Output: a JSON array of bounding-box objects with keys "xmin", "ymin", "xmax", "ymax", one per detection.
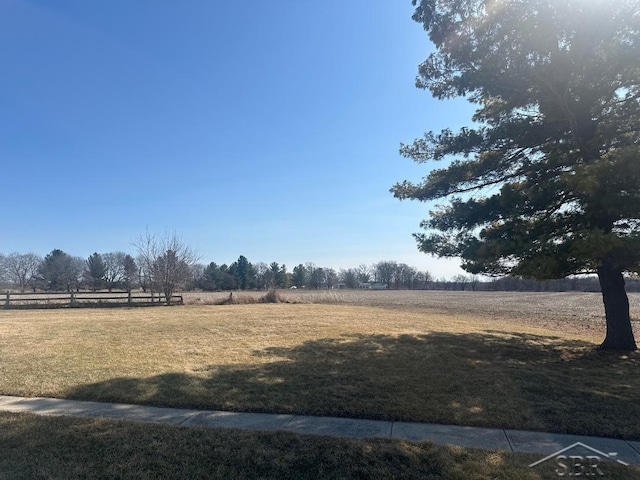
[{"xmin": 259, "ymin": 289, "xmax": 285, "ymax": 304}]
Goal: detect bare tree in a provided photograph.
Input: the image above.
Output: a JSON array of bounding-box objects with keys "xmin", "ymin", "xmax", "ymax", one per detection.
[
  {"xmin": 136, "ymin": 253, "xmax": 151, "ymax": 292},
  {"xmin": 305, "ymin": 263, "xmax": 326, "ymax": 289},
  {"xmin": 253, "ymin": 262, "xmax": 269, "ymax": 290},
  {"xmin": 339, "ymin": 268, "xmax": 359, "ymax": 289},
  {"xmin": 325, "ymin": 268, "xmax": 338, "ymax": 289},
  {"xmin": 415, "ymin": 270, "xmax": 433, "ymax": 290},
  {"xmin": 375, "ymin": 261, "xmax": 397, "ymax": 289},
  {"xmin": 189, "ymin": 263, "xmax": 206, "ymax": 290},
  {"xmin": 356, "ymin": 264, "xmax": 372, "ymax": 284},
  {"xmin": 133, "ymin": 230, "xmax": 199, "ymax": 302},
  {"xmin": 0, "ymin": 253, "xmax": 6, "ymax": 285},
  {"xmin": 102, "ymin": 252, "xmax": 127, "ymax": 292},
  {"xmin": 4, "ymin": 252, "xmax": 43, "ymax": 292},
  {"xmin": 453, "ymin": 274, "xmax": 470, "ymax": 291},
  {"xmin": 469, "ymin": 274, "xmax": 480, "ymax": 292}
]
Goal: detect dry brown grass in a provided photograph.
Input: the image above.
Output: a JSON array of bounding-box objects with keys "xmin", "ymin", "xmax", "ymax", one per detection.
[
  {"xmin": 11, "ymin": 411, "xmax": 634, "ymax": 480},
  {"xmin": 183, "ymin": 289, "xmax": 640, "ymax": 342},
  {"xmin": 184, "ymin": 289, "xmax": 640, "ymax": 318},
  {"xmin": 1, "ymin": 293, "xmax": 639, "ymax": 439}
]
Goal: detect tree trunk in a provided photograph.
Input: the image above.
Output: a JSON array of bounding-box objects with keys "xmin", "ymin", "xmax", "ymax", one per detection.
[{"xmin": 597, "ymin": 264, "xmax": 637, "ymax": 351}]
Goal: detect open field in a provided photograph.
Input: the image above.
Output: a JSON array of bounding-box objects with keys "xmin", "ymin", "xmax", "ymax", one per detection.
[
  {"xmin": 185, "ymin": 289, "xmax": 640, "ymax": 340},
  {"xmin": 1, "ymin": 291, "xmax": 639, "ymax": 440},
  {"xmin": 184, "ymin": 288, "xmax": 640, "ymax": 319}
]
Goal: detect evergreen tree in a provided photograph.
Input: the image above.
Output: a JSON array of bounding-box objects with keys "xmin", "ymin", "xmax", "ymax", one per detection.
[
  {"xmin": 230, "ymin": 255, "xmax": 254, "ymax": 290},
  {"xmin": 292, "ymin": 264, "xmax": 307, "ymax": 288},
  {"xmin": 86, "ymin": 252, "xmax": 106, "ymax": 291},
  {"xmin": 39, "ymin": 249, "xmax": 81, "ymax": 292},
  {"xmin": 393, "ymin": 0, "xmax": 640, "ymax": 350},
  {"xmin": 278, "ymin": 264, "xmax": 289, "ymax": 288},
  {"xmin": 269, "ymin": 262, "xmax": 280, "ymax": 288},
  {"xmin": 122, "ymin": 254, "xmax": 138, "ymax": 291}
]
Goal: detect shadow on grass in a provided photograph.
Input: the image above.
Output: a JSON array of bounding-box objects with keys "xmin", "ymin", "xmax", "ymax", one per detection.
[
  {"xmin": 1, "ymin": 412, "xmax": 572, "ymax": 480},
  {"xmin": 67, "ymin": 331, "xmax": 640, "ymax": 439}
]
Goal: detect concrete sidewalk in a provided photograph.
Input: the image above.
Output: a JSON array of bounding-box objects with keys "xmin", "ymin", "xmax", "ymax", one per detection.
[{"xmin": 2, "ymin": 395, "xmax": 639, "ymax": 465}]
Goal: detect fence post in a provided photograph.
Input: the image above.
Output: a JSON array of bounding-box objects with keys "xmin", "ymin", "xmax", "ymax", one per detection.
[
  {"xmin": 70, "ymin": 291, "xmax": 75, "ymax": 306},
  {"xmin": 128, "ymin": 290, "xmax": 132, "ymax": 307},
  {"xmin": 4, "ymin": 291, "xmax": 9, "ymax": 309}
]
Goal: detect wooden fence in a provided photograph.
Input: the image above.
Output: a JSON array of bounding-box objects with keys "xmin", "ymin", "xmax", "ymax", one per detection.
[{"xmin": 2, "ymin": 291, "xmax": 183, "ymax": 310}]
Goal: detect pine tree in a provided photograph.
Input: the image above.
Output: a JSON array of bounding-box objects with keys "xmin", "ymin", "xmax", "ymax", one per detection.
[
  {"xmin": 86, "ymin": 252, "xmax": 106, "ymax": 291},
  {"xmin": 393, "ymin": 0, "xmax": 640, "ymax": 350}
]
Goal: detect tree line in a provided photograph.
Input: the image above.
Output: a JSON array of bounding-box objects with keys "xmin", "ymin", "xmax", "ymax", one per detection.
[
  {"xmin": 0, "ymin": 232, "xmax": 200, "ymax": 303},
  {"xmin": 0, "ymin": 250, "xmax": 139, "ymax": 293},
  {"xmin": 192, "ymin": 259, "xmax": 436, "ymax": 291},
  {"xmin": 2, "ymin": 247, "xmax": 638, "ymax": 295},
  {"xmin": 0, "ymin": 250, "xmax": 432, "ymax": 293}
]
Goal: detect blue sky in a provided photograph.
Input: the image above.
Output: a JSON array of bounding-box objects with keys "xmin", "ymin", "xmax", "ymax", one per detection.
[{"xmin": 1, "ymin": 0, "xmax": 476, "ymax": 278}]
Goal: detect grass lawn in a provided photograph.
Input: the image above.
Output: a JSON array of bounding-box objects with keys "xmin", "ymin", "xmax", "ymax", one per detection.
[
  {"xmin": 1, "ymin": 295, "xmax": 639, "ymax": 439},
  {"xmin": 3, "ymin": 411, "xmax": 639, "ymax": 480}
]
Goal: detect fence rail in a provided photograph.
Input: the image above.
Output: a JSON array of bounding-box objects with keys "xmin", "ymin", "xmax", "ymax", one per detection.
[{"xmin": 2, "ymin": 291, "xmax": 183, "ymax": 310}]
